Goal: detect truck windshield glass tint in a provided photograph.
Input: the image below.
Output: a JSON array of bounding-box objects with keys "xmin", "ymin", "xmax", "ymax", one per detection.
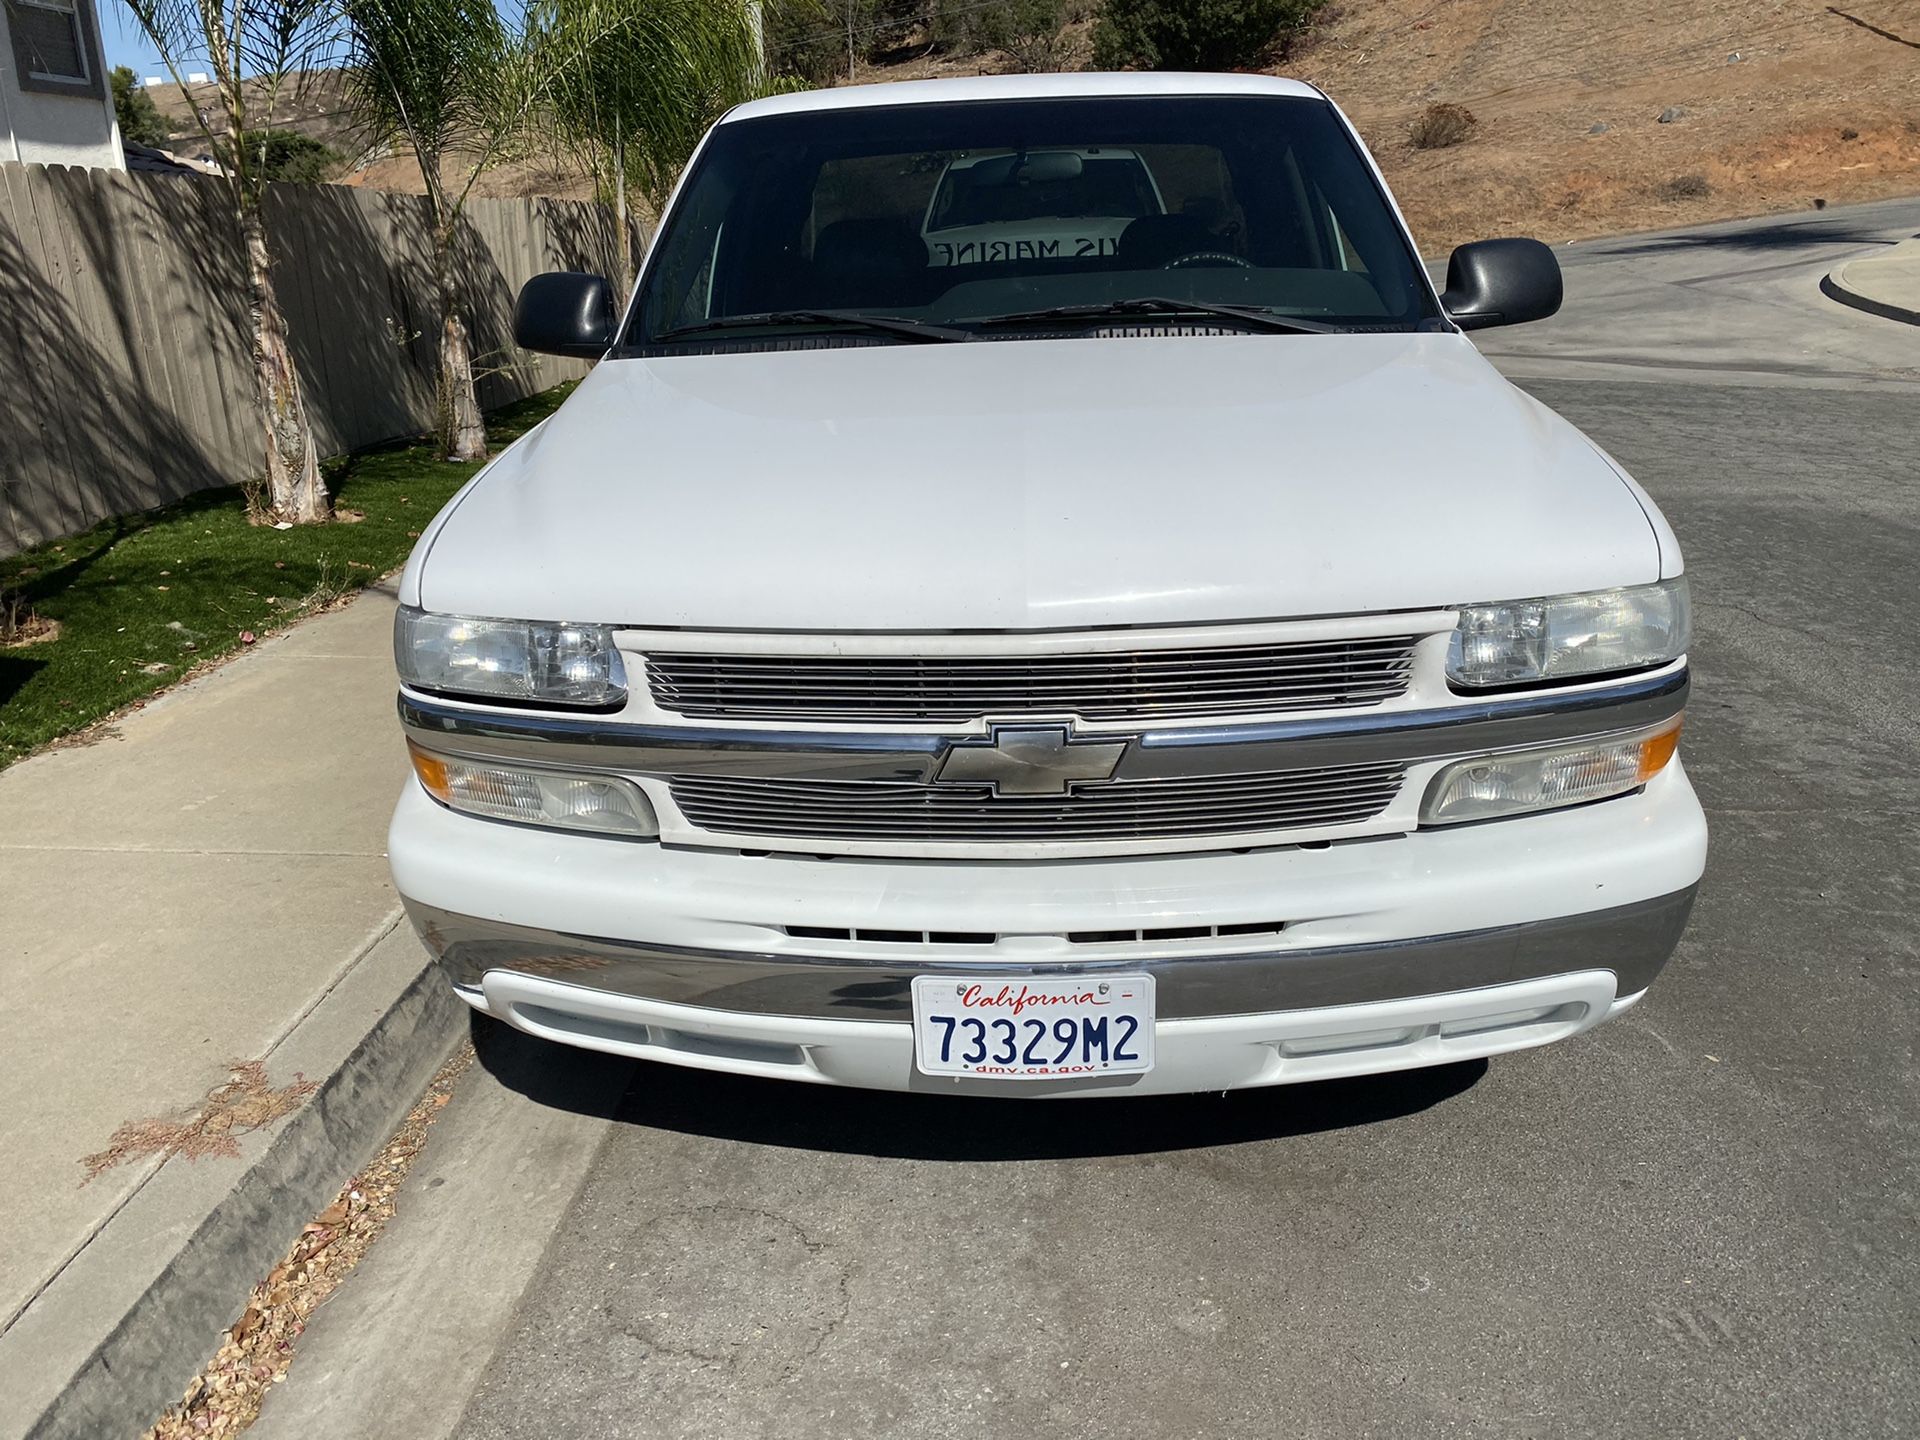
[{"xmin": 628, "ymin": 96, "xmax": 1440, "ymax": 346}]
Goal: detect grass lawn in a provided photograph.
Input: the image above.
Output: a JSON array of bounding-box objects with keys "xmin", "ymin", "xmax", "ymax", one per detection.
[{"xmin": 0, "ymin": 385, "xmax": 572, "ymax": 769}]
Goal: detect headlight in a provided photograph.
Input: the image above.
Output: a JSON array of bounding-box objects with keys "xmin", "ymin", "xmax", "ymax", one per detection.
[
  {"xmin": 408, "ymin": 743, "xmax": 658, "ymax": 836},
  {"xmin": 1421, "ymin": 721, "xmax": 1681, "ymax": 825},
  {"xmin": 395, "ymin": 606, "xmax": 627, "ymax": 708},
  {"xmin": 1447, "ymin": 579, "xmax": 1689, "ymax": 689}
]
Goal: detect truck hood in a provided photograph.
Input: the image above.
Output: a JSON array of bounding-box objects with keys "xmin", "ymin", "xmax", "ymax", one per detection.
[{"xmin": 413, "ymin": 333, "xmax": 1663, "ymax": 631}]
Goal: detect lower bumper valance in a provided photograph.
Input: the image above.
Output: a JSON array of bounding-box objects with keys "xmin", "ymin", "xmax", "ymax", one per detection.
[{"xmin": 408, "ymin": 887, "xmax": 1696, "ymax": 1023}]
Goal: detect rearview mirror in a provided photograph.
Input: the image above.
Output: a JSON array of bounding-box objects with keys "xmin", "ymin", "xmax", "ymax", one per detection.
[
  {"xmin": 967, "ymin": 150, "xmax": 1085, "ymax": 188},
  {"xmin": 513, "ymin": 272, "xmax": 616, "ymax": 358},
  {"xmin": 1439, "ymin": 238, "xmax": 1562, "ymax": 330}
]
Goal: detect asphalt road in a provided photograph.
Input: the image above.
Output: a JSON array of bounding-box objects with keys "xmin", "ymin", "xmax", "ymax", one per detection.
[{"xmin": 255, "ymin": 200, "xmax": 1920, "ymax": 1440}]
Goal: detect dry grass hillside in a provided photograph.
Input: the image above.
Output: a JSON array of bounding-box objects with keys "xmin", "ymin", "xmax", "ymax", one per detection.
[
  {"xmin": 141, "ymin": 70, "xmax": 355, "ymax": 155},
  {"xmin": 1293, "ymin": 0, "xmax": 1920, "ymax": 248},
  {"xmin": 141, "ymin": 70, "xmax": 591, "ymax": 201},
  {"xmin": 838, "ymin": 1, "xmax": 1919, "ymax": 249},
  {"xmin": 139, "ymin": 2, "xmax": 1919, "ymax": 247}
]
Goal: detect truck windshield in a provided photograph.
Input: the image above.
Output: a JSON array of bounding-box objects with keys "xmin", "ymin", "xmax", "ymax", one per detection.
[{"xmin": 627, "ymin": 95, "xmax": 1440, "ymax": 347}]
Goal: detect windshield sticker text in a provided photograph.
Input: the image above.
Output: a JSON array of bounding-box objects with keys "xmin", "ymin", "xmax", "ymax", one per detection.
[{"xmin": 931, "ymin": 236, "xmax": 1119, "ymax": 265}]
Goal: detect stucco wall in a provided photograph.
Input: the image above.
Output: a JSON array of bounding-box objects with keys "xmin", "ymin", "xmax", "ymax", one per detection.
[{"xmin": 0, "ymin": 2, "xmax": 121, "ymax": 169}]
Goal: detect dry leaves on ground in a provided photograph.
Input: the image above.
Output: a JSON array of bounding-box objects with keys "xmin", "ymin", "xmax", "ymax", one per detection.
[
  {"xmin": 1, "ymin": 613, "xmax": 60, "ymax": 647},
  {"xmin": 80, "ymin": 1061, "xmax": 320, "ymax": 1183},
  {"xmin": 143, "ymin": 1043, "xmax": 474, "ymax": 1440}
]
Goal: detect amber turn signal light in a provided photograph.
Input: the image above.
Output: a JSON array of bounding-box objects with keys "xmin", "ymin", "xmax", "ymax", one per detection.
[
  {"xmin": 1636, "ymin": 720, "xmax": 1682, "ymax": 783},
  {"xmin": 407, "ymin": 741, "xmax": 452, "ymax": 803}
]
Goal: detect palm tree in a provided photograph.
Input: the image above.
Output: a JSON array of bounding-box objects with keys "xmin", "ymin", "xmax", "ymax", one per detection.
[
  {"xmin": 341, "ymin": 0, "xmax": 519, "ymax": 461},
  {"xmin": 543, "ymin": 0, "xmax": 765, "ymax": 299},
  {"xmin": 120, "ymin": 0, "xmax": 337, "ymax": 523},
  {"xmin": 343, "ymin": 0, "xmax": 763, "ymax": 460}
]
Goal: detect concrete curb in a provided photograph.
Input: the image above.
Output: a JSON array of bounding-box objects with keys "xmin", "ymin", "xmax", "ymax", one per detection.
[
  {"xmin": 0, "ymin": 921, "xmax": 463, "ymax": 1440},
  {"xmin": 1821, "ymin": 237, "xmax": 1920, "ymax": 326},
  {"xmin": 248, "ymin": 1028, "xmax": 636, "ymax": 1440}
]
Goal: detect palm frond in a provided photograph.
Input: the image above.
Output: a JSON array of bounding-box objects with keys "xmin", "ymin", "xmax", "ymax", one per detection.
[
  {"xmin": 539, "ymin": 0, "xmax": 767, "ymax": 209},
  {"xmin": 341, "ymin": 0, "xmax": 511, "ymax": 166}
]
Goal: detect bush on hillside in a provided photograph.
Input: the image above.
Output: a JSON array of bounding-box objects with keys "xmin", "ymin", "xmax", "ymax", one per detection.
[
  {"xmin": 764, "ymin": 0, "xmax": 857, "ymax": 84},
  {"xmin": 765, "ymin": 0, "xmax": 926, "ymax": 84},
  {"xmin": 1092, "ymin": 0, "xmax": 1324, "ymax": 71},
  {"xmin": 1658, "ymin": 173, "xmax": 1712, "ymax": 201},
  {"xmin": 767, "ymin": 0, "xmax": 1093, "ymax": 81},
  {"xmin": 934, "ymin": 0, "xmax": 1090, "ymax": 72},
  {"xmin": 1409, "ymin": 102, "xmax": 1476, "ymax": 150}
]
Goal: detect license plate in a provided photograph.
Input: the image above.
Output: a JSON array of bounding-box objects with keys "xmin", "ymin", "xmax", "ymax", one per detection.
[{"xmin": 910, "ymin": 975, "xmax": 1155, "ymax": 1079}]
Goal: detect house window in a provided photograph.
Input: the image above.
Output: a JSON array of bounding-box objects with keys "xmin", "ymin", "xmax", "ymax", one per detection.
[
  {"xmin": 15, "ymin": 0, "xmax": 85, "ymax": 82},
  {"xmin": 8, "ymin": 0, "xmax": 104, "ymax": 97}
]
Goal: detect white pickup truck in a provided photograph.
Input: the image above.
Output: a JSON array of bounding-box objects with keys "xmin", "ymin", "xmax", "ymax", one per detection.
[{"xmin": 390, "ymin": 73, "xmax": 1705, "ymax": 1097}]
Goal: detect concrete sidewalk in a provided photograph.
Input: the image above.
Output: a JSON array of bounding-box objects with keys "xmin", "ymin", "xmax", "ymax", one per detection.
[
  {"xmin": 1823, "ymin": 233, "xmax": 1920, "ymax": 326},
  {"xmin": 0, "ymin": 585, "xmax": 461, "ymax": 1440}
]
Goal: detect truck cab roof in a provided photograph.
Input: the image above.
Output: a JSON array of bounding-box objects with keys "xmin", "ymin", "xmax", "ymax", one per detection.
[{"xmin": 722, "ymin": 71, "xmax": 1325, "ymax": 125}]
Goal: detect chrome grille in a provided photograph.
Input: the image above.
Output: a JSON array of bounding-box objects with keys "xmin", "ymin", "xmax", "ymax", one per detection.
[
  {"xmin": 670, "ymin": 762, "xmax": 1404, "ymax": 843},
  {"xmin": 644, "ymin": 637, "xmax": 1419, "ymax": 723}
]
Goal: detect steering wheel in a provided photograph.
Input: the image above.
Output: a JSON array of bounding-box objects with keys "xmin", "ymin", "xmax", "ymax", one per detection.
[{"xmin": 1161, "ymin": 251, "xmax": 1253, "ymax": 270}]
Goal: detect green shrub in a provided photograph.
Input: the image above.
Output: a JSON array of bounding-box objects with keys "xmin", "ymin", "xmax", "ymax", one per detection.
[
  {"xmin": 110, "ymin": 67, "xmax": 171, "ymax": 148},
  {"xmin": 765, "ymin": 0, "xmax": 926, "ymax": 84},
  {"xmin": 934, "ymin": 0, "xmax": 1077, "ymax": 71},
  {"xmin": 236, "ymin": 130, "xmax": 345, "ymax": 185},
  {"xmin": 1091, "ymin": 0, "xmax": 1324, "ymax": 71},
  {"xmin": 764, "ymin": 0, "xmax": 854, "ymax": 83},
  {"xmin": 768, "ymin": 0, "xmax": 1089, "ymax": 81}
]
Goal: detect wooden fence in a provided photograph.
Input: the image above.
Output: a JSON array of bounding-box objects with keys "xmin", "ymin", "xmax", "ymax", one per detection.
[{"xmin": 0, "ymin": 163, "xmax": 624, "ymax": 556}]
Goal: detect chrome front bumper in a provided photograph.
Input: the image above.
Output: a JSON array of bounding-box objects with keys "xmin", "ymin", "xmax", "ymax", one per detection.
[{"xmin": 407, "ymin": 886, "xmax": 1697, "ymax": 1023}]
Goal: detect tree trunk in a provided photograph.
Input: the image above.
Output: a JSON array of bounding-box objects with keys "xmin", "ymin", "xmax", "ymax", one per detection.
[
  {"xmin": 434, "ymin": 220, "xmax": 487, "ymax": 463},
  {"xmin": 240, "ymin": 203, "xmax": 329, "ymax": 524},
  {"xmin": 613, "ymin": 122, "xmax": 633, "ymax": 301}
]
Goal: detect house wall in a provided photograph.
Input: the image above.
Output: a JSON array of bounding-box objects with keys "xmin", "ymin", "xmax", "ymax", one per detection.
[{"xmin": 0, "ymin": 0, "xmax": 122, "ymax": 169}]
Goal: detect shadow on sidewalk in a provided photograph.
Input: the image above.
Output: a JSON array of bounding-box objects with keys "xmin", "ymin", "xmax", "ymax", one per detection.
[{"xmin": 471, "ymin": 1013, "xmax": 1485, "ymax": 1161}]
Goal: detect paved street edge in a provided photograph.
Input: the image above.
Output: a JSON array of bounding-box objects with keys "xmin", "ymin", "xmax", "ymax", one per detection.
[
  {"xmin": 1, "ymin": 921, "xmax": 464, "ymax": 1440},
  {"xmin": 1821, "ymin": 235, "xmax": 1920, "ymax": 326}
]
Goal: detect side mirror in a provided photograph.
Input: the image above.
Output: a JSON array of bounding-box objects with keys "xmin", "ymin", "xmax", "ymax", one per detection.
[
  {"xmin": 1439, "ymin": 238, "xmax": 1562, "ymax": 330},
  {"xmin": 513, "ymin": 272, "xmax": 616, "ymax": 358}
]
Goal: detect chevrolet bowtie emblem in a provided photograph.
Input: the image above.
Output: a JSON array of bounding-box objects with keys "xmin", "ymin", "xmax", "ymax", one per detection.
[{"xmin": 935, "ymin": 725, "xmax": 1127, "ymax": 797}]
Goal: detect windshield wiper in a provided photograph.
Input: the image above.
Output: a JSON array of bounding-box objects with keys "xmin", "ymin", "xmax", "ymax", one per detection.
[
  {"xmin": 654, "ymin": 310, "xmax": 973, "ymax": 344},
  {"xmin": 971, "ymin": 297, "xmax": 1342, "ymax": 335}
]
